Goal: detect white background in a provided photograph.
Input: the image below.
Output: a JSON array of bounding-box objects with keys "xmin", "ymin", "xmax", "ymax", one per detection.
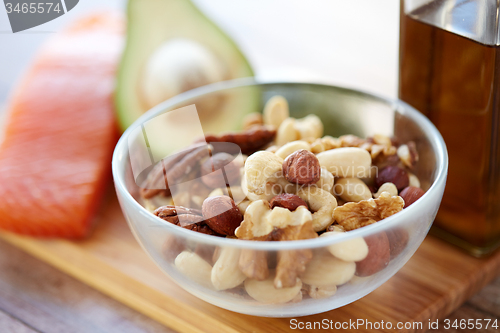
[{"xmin": 0, "ymin": 0, "xmax": 400, "ymax": 105}]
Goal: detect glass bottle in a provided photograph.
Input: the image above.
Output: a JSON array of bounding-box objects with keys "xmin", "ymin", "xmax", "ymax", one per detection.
[{"xmin": 399, "ymin": 0, "xmax": 500, "ymax": 256}]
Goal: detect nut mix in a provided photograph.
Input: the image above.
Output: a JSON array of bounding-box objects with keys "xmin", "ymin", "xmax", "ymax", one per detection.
[{"xmin": 140, "ymin": 96, "xmax": 425, "ymax": 304}]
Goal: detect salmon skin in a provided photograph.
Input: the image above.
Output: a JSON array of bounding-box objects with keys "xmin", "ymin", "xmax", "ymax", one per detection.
[{"xmin": 0, "ymin": 13, "xmax": 124, "ymax": 238}]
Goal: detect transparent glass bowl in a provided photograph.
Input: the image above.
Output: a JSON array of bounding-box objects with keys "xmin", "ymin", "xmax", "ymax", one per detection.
[{"xmin": 112, "ymin": 79, "xmax": 448, "ymax": 317}]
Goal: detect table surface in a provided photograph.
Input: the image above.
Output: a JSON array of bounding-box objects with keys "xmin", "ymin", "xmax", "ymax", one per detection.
[{"xmin": 0, "ymin": 237, "xmax": 498, "ymax": 333}]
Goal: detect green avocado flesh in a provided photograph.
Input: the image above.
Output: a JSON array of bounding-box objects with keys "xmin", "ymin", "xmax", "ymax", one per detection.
[{"xmin": 115, "ymin": 0, "xmax": 258, "ymax": 132}]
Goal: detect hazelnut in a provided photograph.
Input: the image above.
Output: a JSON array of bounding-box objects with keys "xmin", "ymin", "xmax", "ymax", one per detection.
[
  {"xmin": 355, "ymin": 232, "xmax": 390, "ymax": 277},
  {"xmin": 399, "ymin": 186, "xmax": 425, "ymax": 208},
  {"xmin": 375, "ymin": 166, "xmax": 409, "ymax": 192},
  {"xmin": 201, "ymin": 153, "xmax": 241, "ymax": 188},
  {"xmin": 385, "ymin": 228, "xmax": 409, "ymax": 259},
  {"xmin": 270, "ymin": 193, "xmax": 308, "ymax": 211},
  {"xmin": 202, "ymin": 196, "xmax": 243, "ymax": 236},
  {"xmin": 282, "ymin": 149, "xmax": 321, "ymax": 185}
]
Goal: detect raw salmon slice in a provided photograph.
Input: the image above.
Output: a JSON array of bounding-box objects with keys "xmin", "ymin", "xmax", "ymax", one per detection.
[{"xmin": 0, "ymin": 13, "xmax": 124, "ymax": 238}]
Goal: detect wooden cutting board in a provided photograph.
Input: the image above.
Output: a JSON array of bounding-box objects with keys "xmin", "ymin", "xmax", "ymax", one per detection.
[{"xmin": 1, "ymin": 192, "xmax": 499, "ymax": 333}]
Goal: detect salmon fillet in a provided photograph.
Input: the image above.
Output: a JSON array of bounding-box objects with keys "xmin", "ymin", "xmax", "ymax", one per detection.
[{"xmin": 0, "ymin": 12, "xmax": 124, "ymax": 238}]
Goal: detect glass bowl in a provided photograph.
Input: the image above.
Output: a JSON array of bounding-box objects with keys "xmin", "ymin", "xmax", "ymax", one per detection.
[{"xmin": 112, "ymin": 78, "xmax": 448, "ymax": 317}]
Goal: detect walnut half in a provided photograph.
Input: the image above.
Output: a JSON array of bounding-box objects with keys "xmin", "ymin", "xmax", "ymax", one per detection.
[{"xmin": 333, "ymin": 192, "xmax": 404, "ymax": 231}]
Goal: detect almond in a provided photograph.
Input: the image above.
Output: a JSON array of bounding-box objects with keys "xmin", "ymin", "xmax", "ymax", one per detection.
[
  {"xmin": 399, "ymin": 186, "xmax": 425, "ymax": 208},
  {"xmin": 202, "ymin": 196, "xmax": 243, "ymax": 236}
]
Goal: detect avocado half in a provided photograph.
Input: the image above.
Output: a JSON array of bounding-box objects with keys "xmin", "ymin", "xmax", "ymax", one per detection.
[{"xmin": 115, "ymin": 0, "xmax": 258, "ymax": 132}]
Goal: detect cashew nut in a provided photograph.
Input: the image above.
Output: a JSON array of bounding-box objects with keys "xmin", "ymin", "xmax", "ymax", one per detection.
[
  {"xmin": 349, "ymin": 275, "xmax": 371, "ymax": 285},
  {"xmin": 242, "ymin": 175, "xmax": 282, "ymax": 201},
  {"xmin": 310, "ymin": 139, "xmax": 326, "ymax": 154},
  {"xmin": 317, "ymin": 147, "xmax": 372, "ymax": 178},
  {"xmin": 333, "ymin": 177, "xmax": 372, "ymax": 202},
  {"xmin": 301, "ymin": 250, "xmax": 355, "ymax": 287},
  {"xmin": 175, "ymin": 251, "xmax": 213, "ymax": 288},
  {"xmin": 236, "ymin": 200, "xmax": 270, "ymax": 238},
  {"xmin": 263, "ymin": 95, "xmax": 289, "ymax": 129},
  {"xmin": 239, "ymin": 249, "xmax": 269, "ymax": 280},
  {"xmin": 242, "ymin": 112, "xmax": 263, "ymax": 130},
  {"xmin": 237, "ymin": 199, "xmax": 251, "ymax": 214},
  {"xmin": 296, "ymin": 186, "xmax": 337, "ymax": 232},
  {"xmin": 245, "ymin": 275, "xmax": 302, "ymax": 304},
  {"xmin": 172, "ymin": 191, "xmax": 190, "ymax": 207},
  {"xmin": 306, "ymin": 284, "xmax": 337, "ymax": 299},
  {"xmin": 211, "ymin": 247, "xmax": 247, "ymax": 290},
  {"xmin": 372, "ymin": 133, "xmax": 392, "ymax": 146},
  {"xmin": 265, "ymin": 145, "xmax": 279, "ymax": 153},
  {"xmin": 276, "ymin": 118, "xmax": 299, "ymax": 146},
  {"xmin": 374, "ymin": 182, "xmax": 398, "ymax": 198},
  {"xmin": 244, "ymin": 151, "xmax": 284, "ymax": 196},
  {"xmin": 208, "ymin": 186, "xmax": 247, "ymax": 206},
  {"xmin": 312, "ymin": 136, "xmax": 341, "ymax": 153},
  {"xmin": 408, "ymin": 172, "xmax": 421, "ymax": 188},
  {"xmin": 275, "ymin": 140, "xmax": 311, "ymax": 159},
  {"xmin": 320, "ymin": 231, "xmax": 368, "ymax": 262},
  {"xmin": 144, "ymin": 196, "xmax": 172, "ymax": 212},
  {"xmin": 316, "ymin": 168, "xmax": 334, "ymax": 192},
  {"xmin": 328, "ymin": 224, "xmax": 345, "ymax": 233},
  {"xmin": 295, "ymin": 114, "xmax": 323, "ymax": 140},
  {"xmin": 397, "ymin": 143, "xmax": 417, "ymax": 168},
  {"xmin": 227, "ymin": 186, "xmax": 246, "ymax": 205},
  {"xmin": 208, "ymin": 188, "xmax": 225, "ymax": 197},
  {"xmin": 290, "ymin": 290, "xmax": 303, "ymax": 303}
]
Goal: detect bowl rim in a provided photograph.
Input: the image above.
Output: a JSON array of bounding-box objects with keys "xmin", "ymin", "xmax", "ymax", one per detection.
[{"xmin": 112, "ymin": 77, "xmax": 448, "ymax": 250}]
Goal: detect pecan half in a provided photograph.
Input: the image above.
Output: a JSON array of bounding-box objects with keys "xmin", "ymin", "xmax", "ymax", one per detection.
[
  {"xmin": 155, "ymin": 205, "xmax": 202, "ymax": 224},
  {"xmin": 140, "ymin": 161, "xmax": 170, "ymax": 200},
  {"xmin": 154, "ymin": 205, "xmax": 221, "ymax": 236},
  {"xmin": 167, "ymin": 145, "xmax": 210, "ymax": 182},
  {"xmin": 205, "ymin": 125, "xmax": 276, "ymax": 155},
  {"xmin": 140, "ymin": 144, "xmax": 210, "ymax": 199},
  {"xmin": 200, "ymin": 152, "xmax": 242, "ymax": 188}
]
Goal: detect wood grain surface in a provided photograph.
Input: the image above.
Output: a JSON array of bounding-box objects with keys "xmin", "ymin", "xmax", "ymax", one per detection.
[
  {"xmin": 0, "ymin": 239, "xmax": 174, "ymax": 333},
  {"xmin": 1, "ymin": 239, "xmax": 498, "ymax": 333},
  {"xmin": 0, "ymin": 192, "xmax": 499, "ymax": 333}
]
